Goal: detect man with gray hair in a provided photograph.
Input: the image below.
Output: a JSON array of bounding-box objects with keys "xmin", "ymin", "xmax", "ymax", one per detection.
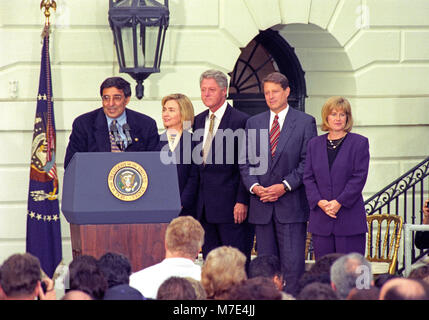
[
  {"xmin": 330, "ymin": 252, "xmax": 374, "ymax": 299},
  {"xmin": 192, "ymin": 69, "xmax": 254, "ymax": 266}
]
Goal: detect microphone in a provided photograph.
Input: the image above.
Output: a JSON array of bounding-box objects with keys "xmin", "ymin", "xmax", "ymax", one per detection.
[
  {"xmin": 110, "ymin": 120, "xmax": 123, "ymax": 150},
  {"xmin": 123, "ymin": 123, "xmax": 133, "ymax": 146}
]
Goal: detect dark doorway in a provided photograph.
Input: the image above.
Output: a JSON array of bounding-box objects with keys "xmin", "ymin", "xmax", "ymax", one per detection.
[{"xmin": 228, "ymin": 29, "xmax": 306, "ymax": 116}]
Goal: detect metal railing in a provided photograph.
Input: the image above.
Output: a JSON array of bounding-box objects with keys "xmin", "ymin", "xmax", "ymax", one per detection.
[{"xmin": 364, "ymin": 156, "xmax": 429, "ymax": 274}]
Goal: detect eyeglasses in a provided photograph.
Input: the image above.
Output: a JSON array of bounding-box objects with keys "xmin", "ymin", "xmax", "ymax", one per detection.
[{"xmin": 102, "ymin": 95, "xmax": 124, "ymax": 103}]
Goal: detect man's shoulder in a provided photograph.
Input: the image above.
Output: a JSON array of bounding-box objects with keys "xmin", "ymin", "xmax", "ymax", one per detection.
[{"xmin": 246, "ymin": 110, "xmax": 269, "ymax": 126}]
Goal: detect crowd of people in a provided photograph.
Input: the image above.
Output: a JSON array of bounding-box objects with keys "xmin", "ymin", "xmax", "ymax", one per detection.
[{"xmin": 1, "ymin": 216, "xmax": 428, "ymax": 300}]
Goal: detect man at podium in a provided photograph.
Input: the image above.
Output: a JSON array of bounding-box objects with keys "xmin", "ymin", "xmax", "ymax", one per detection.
[{"xmin": 64, "ymin": 77, "xmax": 160, "ymax": 169}]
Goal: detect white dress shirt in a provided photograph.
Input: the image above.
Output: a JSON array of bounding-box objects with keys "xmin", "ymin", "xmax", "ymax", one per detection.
[
  {"xmin": 129, "ymin": 257, "xmax": 201, "ymax": 299},
  {"xmin": 202, "ymin": 101, "xmax": 228, "ymax": 146}
]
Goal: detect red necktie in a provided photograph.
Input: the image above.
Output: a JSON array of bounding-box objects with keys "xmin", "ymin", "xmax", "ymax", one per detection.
[{"xmin": 270, "ymin": 115, "xmax": 280, "ymax": 157}]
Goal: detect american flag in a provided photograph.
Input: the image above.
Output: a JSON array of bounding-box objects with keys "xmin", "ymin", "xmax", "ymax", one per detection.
[{"xmin": 26, "ymin": 28, "xmax": 62, "ymax": 278}]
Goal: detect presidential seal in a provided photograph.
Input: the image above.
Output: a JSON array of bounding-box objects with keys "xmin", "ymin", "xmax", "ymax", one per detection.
[{"xmin": 108, "ymin": 161, "xmax": 148, "ymax": 201}]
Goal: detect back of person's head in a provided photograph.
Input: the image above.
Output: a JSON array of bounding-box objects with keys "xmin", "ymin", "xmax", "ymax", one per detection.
[
  {"xmin": 225, "ymin": 276, "xmax": 282, "ymax": 300},
  {"xmin": 408, "ymin": 265, "xmax": 429, "ymax": 281},
  {"xmin": 103, "ymin": 284, "xmax": 144, "ymax": 300},
  {"xmin": 156, "ymin": 277, "xmax": 197, "ymax": 300},
  {"xmin": 100, "ymin": 76, "xmax": 131, "ymax": 97},
  {"xmin": 379, "ymin": 278, "xmax": 429, "ymax": 300},
  {"xmin": 61, "ymin": 290, "xmax": 93, "ymax": 300},
  {"xmin": 330, "ymin": 252, "xmax": 373, "ymax": 299},
  {"xmin": 201, "ymin": 246, "xmax": 247, "ymax": 300},
  {"xmin": 248, "ymin": 255, "xmax": 281, "ymax": 279},
  {"xmin": 0, "ymin": 253, "xmax": 41, "ymax": 299},
  {"xmin": 296, "ymin": 282, "xmax": 339, "ymax": 300},
  {"xmin": 248, "ymin": 255, "xmax": 284, "ymax": 291},
  {"xmin": 297, "ymin": 271, "xmax": 331, "ymax": 295},
  {"xmin": 185, "ymin": 277, "xmax": 207, "ymax": 300},
  {"xmin": 97, "ymin": 252, "xmax": 131, "ymax": 288},
  {"xmin": 374, "ymin": 273, "xmax": 400, "ymax": 288},
  {"xmin": 68, "ymin": 255, "xmax": 108, "ymax": 300},
  {"xmin": 346, "ymin": 286, "xmax": 380, "ymax": 300},
  {"xmin": 165, "ymin": 216, "xmax": 205, "ymax": 259},
  {"xmin": 309, "ymin": 253, "xmax": 344, "ymax": 275}
]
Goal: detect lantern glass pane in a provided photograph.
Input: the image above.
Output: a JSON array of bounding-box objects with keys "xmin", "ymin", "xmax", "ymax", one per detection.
[
  {"xmin": 120, "ymin": 26, "xmax": 135, "ymax": 68},
  {"xmin": 115, "ymin": 0, "xmax": 133, "ymax": 7},
  {"xmin": 139, "ymin": 24, "xmax": 158, "ymax": 68}
]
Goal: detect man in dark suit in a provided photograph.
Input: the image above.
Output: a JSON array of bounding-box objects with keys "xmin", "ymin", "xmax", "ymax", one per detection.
[
  {"xmin": 239, "ymin": 72, "xmax": 317, "ymax": 295},
  {"xmin": 193, "ymin": 69, "xmax": 254, "ymax": 263},
  {"xmin": 64, "ymin": 77, "xmax": 160, "ymax": 169}
]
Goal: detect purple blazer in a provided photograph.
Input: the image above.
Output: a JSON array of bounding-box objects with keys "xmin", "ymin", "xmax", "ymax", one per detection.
[{"xmin": 303, "ymin": 132, "xmax": 369, "ymax": 236}]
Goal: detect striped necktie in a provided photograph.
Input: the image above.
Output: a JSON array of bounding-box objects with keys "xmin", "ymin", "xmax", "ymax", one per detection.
[
  {"xmin": 270, "ymin": 115, "xmax": 280, "ymax": 157},
  {"xmin": 110, "ymin": 120, "xmax": 122, "ymax": 152}
]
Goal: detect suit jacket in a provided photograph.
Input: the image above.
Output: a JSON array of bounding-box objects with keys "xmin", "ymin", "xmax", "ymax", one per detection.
[
  {"xmin": 192, "ymin": 104, "xmax": 250, "ymax": 223},
  {"xmin": 303, "ymin": 132, "xmax": 369, "ymax": 236},
  {"xmin": 159, "ymin": 130, "xmax": 199, "ymax": 217},
  {"xmin": 240, "ymin": 107, "xmax": 317, "ymax": 224},
  {"xmin": 64, "ymin": 107, "xmax": 160, "ymax": 169}
]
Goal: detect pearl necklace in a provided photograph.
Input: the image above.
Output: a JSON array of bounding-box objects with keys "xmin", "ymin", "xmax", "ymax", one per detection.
[{"xmin": 327, "ymin": 134, "xmax": 347, "ymax": 150}]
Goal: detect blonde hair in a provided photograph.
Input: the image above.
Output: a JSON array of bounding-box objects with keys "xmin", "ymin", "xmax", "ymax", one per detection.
[
  {"xmin": 161, "ymin": 93, "xmax": 195, "ymax": 130},
  {"xmin": 165, "ymin": 216, "xmax": 204, "ymax": 259},
  {"xmin": 321, "ymin": 96, "xmax": 353, "ymax": 132},
  {"xmin": 201, "ymin": 246, "xmax": 247, "ymax": 299}
]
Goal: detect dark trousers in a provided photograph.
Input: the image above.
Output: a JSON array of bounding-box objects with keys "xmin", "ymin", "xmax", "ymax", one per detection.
[
  {"xmin": 200, "ymin": 207, "xmax": 254, "ymax": 270},
  {"xmin": 255, "ymin": 216, "xmax": 307, "ymax": 296},
  {"xmin": 312, "ymin": 233, "xmax": 366, "ymax": 260}
]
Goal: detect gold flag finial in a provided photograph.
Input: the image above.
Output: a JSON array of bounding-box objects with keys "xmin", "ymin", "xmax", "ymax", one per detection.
[{"xmin": 40, "ymin": 0, "xmax": 57, "ymax": 26}]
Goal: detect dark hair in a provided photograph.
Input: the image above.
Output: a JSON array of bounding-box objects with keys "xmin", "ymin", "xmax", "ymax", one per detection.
[
  {"xmin": 309, "ymin": 253, "xmax": 345, "ymax": 275},
  {"xmin": 97, "ymin": 252, "xmax": 132, "ymax": 288},
  {"xmin": 100, "ymin": 77, "xmax": 131, "ymax": 97},
  {"xmin": 156, "ymin": 277, "xmax": 197, "ymax": 300},
  {"xmin": 225, "ymin": 277, "xmax": 282, "ymax": 300},
  {"xmin": 248, "ymin": 255, "xmax": 282, "ymax": 279},
  {"xmin": 68, "ymin": 255, "xmax": 108, "ymax": 300},
  {"xmin": 374, "ymin": 273, "xmax": 399, "ymax": 288},
  {"xmin": 262, "ymin": 72, "xmax": 289, "ymax": 90},
  {"xmin": 0, "ymin": 253, "xmax": 41, "ymax": 298},
  {"xmin": 297, "ymin": 272, "xmax": 331, "ymax": 295},
  {"xmin": 408, "ymin": 265, "xmax": 429, "ymax": 280},
  {"xmin": 296, "ymin": 282, "xmax": 339, "ymax": 300}
]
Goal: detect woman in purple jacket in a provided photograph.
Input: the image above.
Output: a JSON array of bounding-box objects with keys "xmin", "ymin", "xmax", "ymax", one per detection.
[{"xmin": 303, "ymin": 96, "xmax": 370, "ymax": 260}]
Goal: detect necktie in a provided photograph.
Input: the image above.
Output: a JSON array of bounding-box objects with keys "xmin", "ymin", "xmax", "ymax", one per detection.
[
  {"xmin": 110, "ymin": 120, "xmax": 122, "ymax": 152},
  {"xmin": 203, "ymin": 114, "xmax": 215, "ymax": 164},
  {"xmin": 270, "ymin": 115, "xmax": 280, "ymax": 157}
]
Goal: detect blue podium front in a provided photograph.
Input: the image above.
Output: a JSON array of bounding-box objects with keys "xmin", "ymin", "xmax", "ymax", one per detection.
[{"xmin": 61, "ymin": 152, "xmax": 181, "ymax": 225}]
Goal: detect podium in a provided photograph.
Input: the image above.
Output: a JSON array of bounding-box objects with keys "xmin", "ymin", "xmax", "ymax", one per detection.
[{"xmin": 61, "ymin": 152, "xmax": 181, "ymax": 272}]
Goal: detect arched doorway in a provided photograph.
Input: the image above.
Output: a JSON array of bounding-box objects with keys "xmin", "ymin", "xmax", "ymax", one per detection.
[{"xmin": 228, "ymin": 29, "xmax": 306, "ymax": 116}]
